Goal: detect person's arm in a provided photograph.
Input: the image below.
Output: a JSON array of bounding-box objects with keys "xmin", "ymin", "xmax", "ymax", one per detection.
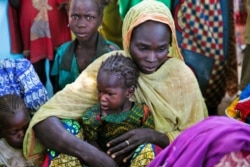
[{"xmin": 34, "ymin": 117, "xmax": 118, "ymax": 167}]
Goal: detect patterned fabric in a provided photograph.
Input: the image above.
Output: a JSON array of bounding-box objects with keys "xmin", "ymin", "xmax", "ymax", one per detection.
[
  {"xmin": 0, "ymin": 58, "xmax": 48, "ymax": 111},
  {"xmin": 181, "ymin": 0, "xmax": 224, "ymax": 59},
  {"xmin": 215, "ymin": 151, "xmax": 250, "ymax": 167},
  {"xmin": 174, "ymin": 0, "xmax": 237, "ymax": 110},
  {"xmin": 43, "ymin": 119, "xmax": 83, "ymax": 167},
  {"xmin": 130, "ymin": 143, "xmax": 162, "ymax": 167},
  {"xmin": 82, "ymin": 103, "xmax": 154, "ymax": 152}
]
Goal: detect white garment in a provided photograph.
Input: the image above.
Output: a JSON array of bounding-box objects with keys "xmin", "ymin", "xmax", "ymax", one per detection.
[{"xmin": 0, "ymin": 139, "xmax": 33, "ymax": 167}]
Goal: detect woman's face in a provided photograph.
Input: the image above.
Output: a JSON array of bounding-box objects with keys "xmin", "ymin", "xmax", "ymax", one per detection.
[
  {"xmin": 129, "ymin": 21, "xmax": 171, "ymax": 74},
  {"xmin": 68, "ymin": 0, "xmax": 101, "ymax": 42}
]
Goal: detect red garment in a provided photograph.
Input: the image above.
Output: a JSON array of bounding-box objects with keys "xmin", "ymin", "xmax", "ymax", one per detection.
[
  {"xmin": 8, "ymin": 3, "xmax": 23, "ymax": 54},
  {"xmin": 19, "ymin": 0, "xmax": 71, "ymax": 63},
  {"xmin": 235, "ymin": 99, "xmax": 250, "ymax": 122}
]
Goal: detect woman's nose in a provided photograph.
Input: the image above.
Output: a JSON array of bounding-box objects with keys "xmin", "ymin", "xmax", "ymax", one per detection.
[{"xmin": 146, "ymin": 52, "xmax": 157, "ymax": 62}]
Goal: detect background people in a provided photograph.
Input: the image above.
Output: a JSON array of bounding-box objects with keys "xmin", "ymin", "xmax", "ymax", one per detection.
[
  {"xmin": 23, "ymin": 1, "xmax": 207, "ymax": 166},
  {"xmin": 19, "ymin": 0, "xmax": 72, "ymax": 85},
  {"xmin": 173, "ymin": 0, "xmax": 238, "ymax": 115},
  {"xmin": 51, "ymin": 0, "xmax": 119, "ymax": 93}
]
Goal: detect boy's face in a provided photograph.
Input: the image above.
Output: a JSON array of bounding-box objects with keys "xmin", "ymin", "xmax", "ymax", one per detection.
[
  {"xmin": 0, "ymin": 106, "xmax": 30, "ymax": 149},
  {"xmin": 68, "ymin": 0, "xmax": 102, "ymax": 42},
  {"xmin": 97, "ymin": 72, "xmax": 133, "ymax": 115}
]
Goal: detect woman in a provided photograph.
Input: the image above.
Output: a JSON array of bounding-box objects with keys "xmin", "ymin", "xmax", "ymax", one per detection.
[{"xmin": 23, "ymin": 1, "xmax": 208, "ymax": 166}]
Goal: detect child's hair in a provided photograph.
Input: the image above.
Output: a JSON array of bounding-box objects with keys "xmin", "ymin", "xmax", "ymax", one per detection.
[
  {"xmin": 0, "ymin": 94, "xmax": 26, "ymax": 116},
  {"xmin": 68, "ymin": 0, "xmax": 112, "ymax": 15},
  {"xmin": 98, "ymin": 52, "xmax": 139, "ymax": 88}
]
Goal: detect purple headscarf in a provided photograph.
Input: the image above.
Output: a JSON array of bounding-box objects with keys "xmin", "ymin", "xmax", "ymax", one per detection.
[{"xmin": 148, "ymin": 116, "xmax": 250, "ymax": 167}]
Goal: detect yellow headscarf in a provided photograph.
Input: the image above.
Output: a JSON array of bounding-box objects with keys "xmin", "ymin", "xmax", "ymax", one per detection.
[
  {"xmin": 24, "ymin": 0, "xmax": 207, "ymax": 162},
  {"xmin": 122, "ymin": 0, "xmax": 182, "ymax": 60}
]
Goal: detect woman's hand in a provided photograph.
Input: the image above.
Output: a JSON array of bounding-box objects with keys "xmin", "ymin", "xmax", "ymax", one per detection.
[{"xmin": 106, "ymin": 128, "xmax": 169, "ymax": 164}]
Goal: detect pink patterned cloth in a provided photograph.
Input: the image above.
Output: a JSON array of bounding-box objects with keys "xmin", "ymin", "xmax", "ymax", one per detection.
[{"xmin": 215, "ymin": 151, "xmax": 250, "ymax": 167}]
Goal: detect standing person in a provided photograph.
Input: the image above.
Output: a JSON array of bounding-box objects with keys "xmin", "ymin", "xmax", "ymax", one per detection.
[
  {"xmin": 19, "ymin": 0, "xmax": 72, "ymax": 85},
  {"xmin": 173, "ymin": 0, "xmax": 238, "ymax": 115},
  {"xmin": 239, "ymin": 0, "xmax": 250, "ymax": 91},
  {"xmin": 0, "ymin": 94, "xmax": 33, "ymax": 166},
  {"xmin": 23, "ymin": 1, "xmax": 208, "ymax": 166},
  {"xmin": 51, "ymin": 0, "xmax": 120, "ymax": 93}
]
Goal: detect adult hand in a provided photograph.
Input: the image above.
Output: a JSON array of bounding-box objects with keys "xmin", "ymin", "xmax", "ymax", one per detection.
[{"xmin": 106, "ymin": 128, "xmax": 169, "ymax": 164}]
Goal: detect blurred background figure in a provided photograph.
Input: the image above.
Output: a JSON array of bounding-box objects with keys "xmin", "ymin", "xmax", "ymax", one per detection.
[{"xmin": 19, "ymin": 0, "xmax": 72, "ymax": 88}]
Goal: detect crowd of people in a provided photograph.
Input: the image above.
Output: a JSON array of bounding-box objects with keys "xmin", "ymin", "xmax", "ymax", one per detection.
[{"xmin": 0, "ymin": 0, "xmax": 250, "ymax": 166}]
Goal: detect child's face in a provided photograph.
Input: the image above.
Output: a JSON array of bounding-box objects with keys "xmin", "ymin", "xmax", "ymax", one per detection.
[
  {"xmin": 97, "ymin": 72, "xmax": 132, "ymax": 115},
  {"xmin": 129, "ymin": 21, "xmax": 171, "ymax": 74},
  {"xmin": 68, "ymin": 0, "xmax": 102, "ymax": 42},
  {"xmin": 0, "ymin": 106, "xmax": 30, "ymax": 149}
]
